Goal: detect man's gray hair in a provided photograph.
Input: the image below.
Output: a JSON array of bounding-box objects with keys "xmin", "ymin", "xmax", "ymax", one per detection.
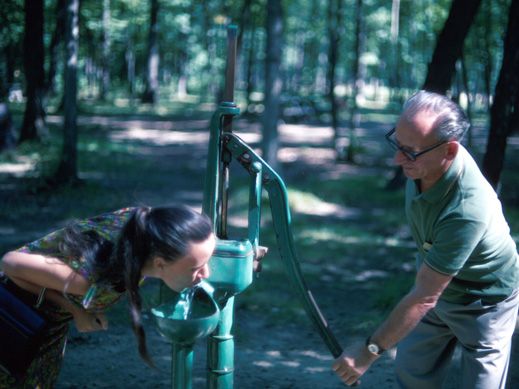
[{"xmin": 402, "ymin": 90, "xmax": 470, "ymax": 141}]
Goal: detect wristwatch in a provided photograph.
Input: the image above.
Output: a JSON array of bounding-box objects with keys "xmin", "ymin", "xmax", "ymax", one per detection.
[{"xmin": 366, "ymin": 336, "xmax": 385, "ymax": 355}]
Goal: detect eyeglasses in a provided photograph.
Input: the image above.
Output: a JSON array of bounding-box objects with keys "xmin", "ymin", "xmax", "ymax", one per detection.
[{"xmin": 384, "ymin": 127, "xmax": 447, "ymax": 161}]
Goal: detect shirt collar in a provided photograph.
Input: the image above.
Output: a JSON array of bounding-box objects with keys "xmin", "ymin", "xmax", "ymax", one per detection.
[{"xmin": 413, "ymin": 145, "xmax": 464, "ymax": 203}]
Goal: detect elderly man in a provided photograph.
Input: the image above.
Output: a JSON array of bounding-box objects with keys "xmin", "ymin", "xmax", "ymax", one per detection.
[{"xmin": 333, "ymin": 91, "xmax": 519, "ymax": 388}]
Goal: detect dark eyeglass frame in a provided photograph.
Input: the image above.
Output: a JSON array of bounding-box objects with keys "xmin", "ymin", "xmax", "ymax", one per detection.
[{"xmin": 384, "ymin": 127, "xmax": 447, "ymax": 161}]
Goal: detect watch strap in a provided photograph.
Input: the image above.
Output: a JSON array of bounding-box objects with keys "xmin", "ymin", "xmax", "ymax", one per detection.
[{"xmin": 366, "ymin": 336, "xmax": 385, "ymax": 355}]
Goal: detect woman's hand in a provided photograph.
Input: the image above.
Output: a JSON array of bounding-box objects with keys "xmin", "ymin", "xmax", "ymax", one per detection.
[{"xmin": 72, "ymin": 309, "xmax": 108, "ymax": 332}]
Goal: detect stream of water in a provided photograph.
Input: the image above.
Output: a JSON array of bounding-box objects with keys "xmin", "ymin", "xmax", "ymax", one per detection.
[{"xmin": 178, "ymin": 286, "xmax": 197, "ymax": 320}]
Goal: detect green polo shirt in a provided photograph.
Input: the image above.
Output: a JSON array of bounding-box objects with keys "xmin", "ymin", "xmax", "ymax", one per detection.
[{"xmin": 405, "ymin": 145, "xmax": 519, "ymax": 304}]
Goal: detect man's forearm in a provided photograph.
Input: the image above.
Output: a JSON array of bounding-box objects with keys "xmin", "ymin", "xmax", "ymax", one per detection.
[{"xmin": 370, "ymin": 289, "xmax": 436, "ymax": 350}]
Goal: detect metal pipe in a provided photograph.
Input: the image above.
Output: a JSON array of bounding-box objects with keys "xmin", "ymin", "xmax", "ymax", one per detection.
[
  {"xmin": 219, "ymin": 24, "xmax": 238, "ymax": 239},
  {"xmin": 202, "ymin": 104, "xmax": 240, "ymax": 229},
  {"xmin": 171, "ymin": 343, "xmax": 194, "ymax": 389},
  {"xmin": 248, "ymin": 161, "xmax": 263, "ymax": 251},
  {"xmin": 202, "ymin": 25, "xmax": 240, "ymax": 383},
  {"xmin": 222, "ymin": 25, "xmax": 237, "ymax": 104},
  {"xmin": 219, "ymin": 149, "xmax": 231, "ymax": 239},
  {"xmin": 207, "ymin": 297, "xmax": 235, "ymax": 388}
]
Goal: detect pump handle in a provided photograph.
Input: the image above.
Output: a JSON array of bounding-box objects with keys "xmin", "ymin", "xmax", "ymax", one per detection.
[{"xmin": 222, "ymin": 132, "xmax": 344, "ymax": 358}]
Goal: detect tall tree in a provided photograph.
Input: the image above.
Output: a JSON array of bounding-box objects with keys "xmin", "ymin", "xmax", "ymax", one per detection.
[
  {"xmin": 0, "ymin": 1, "xmax": 23, "ymax": 151},
  {"xmin": 46, "ymin": 0, "xmax": 67, "ymax": 97},
  {"xmin": 422, "ymin": 0, "xmax": 483, "ymax": 93},
  {"xmin": 261, "ymin": 0, "xmax": 283, "ymax": 172},
  {"xmin": 125, "ymin": 32, "xmax": 136, "ymax": 103},
  {"xmin": 481, "ymin": 0, "xmax": 494, "ymax": 112},
  {"xmin": 141, "ymin": 0, "xmax": 159, "ymax": 104},
  {"xmin": 245, "ymin": 21, "xmax": 257, "ymax": 106},
  {"xmin": 327, "ymin": 0, "xmax": 344, "ymax": 158},
  {"xmin": 1, "ymin": 1, "xmax": 24, "ymax": 98},
  {"xmin": 344, "ymin": 0, "xmax": 363, "ymax": 162},
  {"xmin": 99, "ymin": 0, "xmax": 111, "ymax": 101},
  {"xmin": 482, "ymin": 0, "xmax": 519, "ymax": 189},
  {"xmin": 389, "ymin": 0, "xmax": 401, "ymax": 102},
  {"xmin": 55, "ymin": 0, "xmax": 80, "ymax": 183},
  {"xmin": 19, "ymin": 0, "xmax": 46, "ymax": 143},
  {"xmin": 0, "ymin": 103, "xmax": 16, "ymax": 152}
]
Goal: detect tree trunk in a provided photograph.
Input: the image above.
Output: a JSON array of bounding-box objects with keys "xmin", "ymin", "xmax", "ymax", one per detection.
[
  {"xmin": 387, "ymin": 0, "xmax": 482, "ymax": 189},
  {"xmin": 19, "ymin": 0, "xmax": 46, "ymax": 143},
  {"xmin": 261, "ymin": 0, "xmax": 283, "ymax": 172},
  {"xmin": 83, "ymin": 27, "xmax": 96, "ymax": 100},
  {"xmin": 327, "ymin": 0, "xmax": 341, "ymax": 155},
  {"xmin": 389, "ymin": 0, "xmax": 401, "ymax": 102},
  {"xmin": 99, "ymin": 0, "xmax": 111, "ymax": 101},
  {"xmin": 0, "ymin": 7, "xmax": 18, "ymax": 99},
  {"xmin": 482, "ymin": 0, "xmax": 519, "ymax": 189},
  {"xmin": 201, "ymin": 2, "xmax": 220, "ymax": 101},
  {"xmin": 141, "ymin": 0, "xmax": 159, "ymax": 104},
  {"xmin": 291, "ymin": 30, "xmax": 305, "ymax": 96},
  {"xmin": 125, "ymin": 31, "xmax": 136, "ymax": 103},
  {"xmin": 308, "ymin": 0, "xmax": 324, "ymax": 95},
  {"xmin": 1, "ymin": 46, "xmax": 11, "ymax": 100},
  {"xmin": 345, "ymin": 0, "xmax": 363, "ymax": 162},
  {"xmin": 176, "ymin": 50, "xmax": 188, "ymax": 99},
  {"xmin": 236, "ymin": 0, "xmax": 252, "ymax": 71},
  {"xmin": 422, "ymin": 0, "xmax": 482, "ymax": 93},
  {"xmin": 482, "ymin": 0, "xmax": 493, "ymax": 112},
  {"xmin": 0, "ymin": 103, "xmax": 16, "ymax": 152},
  {"xmin": 55, "ymin": 0, "xmax": 79, "ymax": 184},
  {"xmin": 46, "ymin": 0, "xmax": 67, "ymax": 97},
  {"xmin": 459, "ymin": 54, "xmax": 473, "ymax": 147},
  {"xmin": 246, "ymin": 24, "xmax": 257, "ymax": 106}
]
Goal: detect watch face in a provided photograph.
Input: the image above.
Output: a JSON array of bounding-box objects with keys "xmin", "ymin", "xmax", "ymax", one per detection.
[{"xmin": 367, "ymin": 343, "xmax": 380, "ymax": 354}]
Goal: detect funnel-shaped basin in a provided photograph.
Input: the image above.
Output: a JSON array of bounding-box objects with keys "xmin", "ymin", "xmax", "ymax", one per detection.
[{"xmin": 151, "ymin": 287, "xmax": 220, "ymax": 345}]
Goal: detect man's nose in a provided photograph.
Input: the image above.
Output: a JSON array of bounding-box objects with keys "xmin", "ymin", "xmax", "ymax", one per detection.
[{"xmin": 394, "ymin": 150, "xmax": 409, "ymax": 165}]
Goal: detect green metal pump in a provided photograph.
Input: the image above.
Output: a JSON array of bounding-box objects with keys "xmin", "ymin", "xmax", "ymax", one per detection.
[{"xmin": 152, "ymin": 25, "xmax": 343, "ymax": 389}]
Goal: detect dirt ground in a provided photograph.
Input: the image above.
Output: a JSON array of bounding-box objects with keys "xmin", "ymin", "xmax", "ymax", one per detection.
[
  {"xmin": 56, "ymin": 309, "xmax": 395, "ymax": 389},
  {"xmin": 55, "ymin": 307, "xmax": 519, "ymax": 389}
]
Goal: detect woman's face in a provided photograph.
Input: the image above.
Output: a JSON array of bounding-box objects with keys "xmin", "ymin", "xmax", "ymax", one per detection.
[{"xmin": 152, "ymin": 234, "xmax": 216, "ymax": 292}]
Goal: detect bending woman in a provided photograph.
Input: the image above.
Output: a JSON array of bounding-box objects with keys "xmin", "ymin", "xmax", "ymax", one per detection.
[{"xmin": 0, "ymin": 205, "xmax": 215, "ymax": 388}]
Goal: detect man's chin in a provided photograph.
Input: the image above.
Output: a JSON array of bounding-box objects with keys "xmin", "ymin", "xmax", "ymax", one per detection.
[{"xmin": 402, "ymin": 167, "xmax": 416, "ymax": 179}]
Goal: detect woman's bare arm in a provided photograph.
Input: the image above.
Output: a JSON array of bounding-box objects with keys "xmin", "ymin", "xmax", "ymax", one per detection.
[
  {"xmin": 1, "ymin": 250, "xmax": 90, "ymax": 296},
  {"xmin": 2, "ymin": 251, "xmax": 108, "ymax": 332}
]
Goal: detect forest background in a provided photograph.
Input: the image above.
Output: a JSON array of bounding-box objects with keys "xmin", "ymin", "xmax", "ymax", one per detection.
[{"xmin": 0, "ymin": 0, "xmax": 518, "ymax": 388}]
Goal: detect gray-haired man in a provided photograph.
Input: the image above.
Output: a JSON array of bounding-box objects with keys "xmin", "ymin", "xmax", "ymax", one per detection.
[{"xmin": 333, "ymin": 91, "xmax": 519, "ymax": 388}]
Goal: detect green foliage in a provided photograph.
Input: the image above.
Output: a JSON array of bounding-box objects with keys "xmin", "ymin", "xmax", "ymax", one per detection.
[{"xmin": 1, "ymin": 0, "xmax": 513, "ymax": 112}]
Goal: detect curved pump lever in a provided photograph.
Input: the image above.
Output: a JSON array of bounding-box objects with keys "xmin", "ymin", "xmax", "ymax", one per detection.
[{"xmin": 222, "ymin": 133, "xmax": 344, "ymax": 359}]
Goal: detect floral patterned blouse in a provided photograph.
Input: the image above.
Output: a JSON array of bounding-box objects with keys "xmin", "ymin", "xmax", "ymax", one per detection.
[
  {"xmin": 0, "ymin": 207, "xmax": 137, "ymax": 389},
  {"xmin": 16, "ymin": 207, "xmax": 136, "ymax": 313}
]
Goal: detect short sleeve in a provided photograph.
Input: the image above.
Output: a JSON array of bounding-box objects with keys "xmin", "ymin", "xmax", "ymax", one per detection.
[{"xmin": 424, "ymin": 216, "xmax": 486, "ymax": 275}]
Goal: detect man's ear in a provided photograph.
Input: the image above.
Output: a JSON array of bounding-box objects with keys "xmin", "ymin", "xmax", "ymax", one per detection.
[{"xmin": 445, "ymin": 141, "xmax": 459, "ymax": 161}]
